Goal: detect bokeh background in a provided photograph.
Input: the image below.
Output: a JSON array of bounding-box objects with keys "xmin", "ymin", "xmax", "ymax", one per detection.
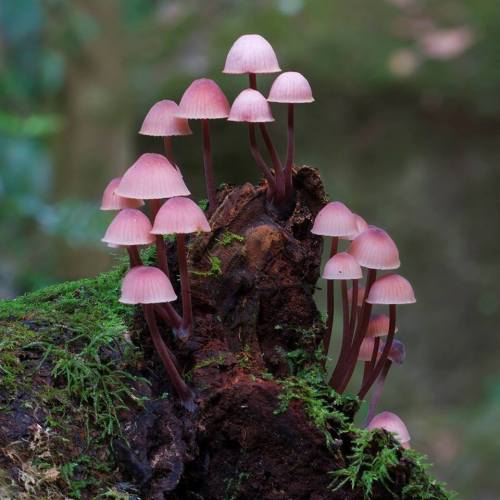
[{"xmin": 1, "ymin": 0, "xmax": 499, "ymax": 497}]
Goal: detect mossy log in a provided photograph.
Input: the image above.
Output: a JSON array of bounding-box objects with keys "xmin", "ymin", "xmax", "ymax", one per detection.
[{"xmin": 0, "ymin": 168, "xmax": 452, "ymax": 499}]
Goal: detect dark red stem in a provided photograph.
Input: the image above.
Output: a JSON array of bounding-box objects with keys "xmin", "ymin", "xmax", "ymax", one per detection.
[
  {"xmin": 349, "ymin": 279, "xmax": 359, "ymax": 342},
  {"xmin": 126, "ymin": 246, "xmax": 141, "ymax": 268},
  {"xmin": 284, "ymin": 103, "xmax": 295, "ymax": 197},
  {"xmin": 258, "ymin": 123, "xmax": 285, "ymax": 203},
  {"xmin": 163, "ymin": 136, "xmax": 175, "ymax": 165},
  {"xmin": 249, "ymin": 73, "xmax": 257, "ymax": 90},
  {"xmin": 201, "ymin": 119, "xmax": 217, "ymax": 213},
  {"xmin": 176, "ymin": 233, "xmax": 193, "ymax": 333},
  {"xmin": 149, "ymin": 199, "xmax": 169, "ymax": 277},
  {"xmin": 323, "ymin": 237, "xmax": 339, "ymax": 355},
  {"xmin": 143, "ymin": 304, "xmax": 195, "ymax": 411},
  {"xmin": 358, "ymin": 304, "xmax": 397, "ymax": 399},
  {"xmin": 248, "ymin": 124, "xmax": 277, "ymax": 191}
]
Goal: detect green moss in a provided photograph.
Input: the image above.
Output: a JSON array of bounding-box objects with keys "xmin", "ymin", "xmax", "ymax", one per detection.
[
  {"xmin": 191, "ymin": 255, "xmax": 222, "ymax": 278},
  {"xmin": 216, "ymin": 231, "xmax": 245, "ymax": 247}
]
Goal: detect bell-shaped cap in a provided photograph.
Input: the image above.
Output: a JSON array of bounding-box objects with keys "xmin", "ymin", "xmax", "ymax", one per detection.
[
  {"xmin": 342, "ymin": 214, "xmax": 369, "ymax": 241},
  {"xmin": 176, "ymin": 78, "xmax": 230, "ymax": 120},
  {"xmin": 119, "ymin": 266, "xmax": 177, "ymax": 304},
  {"xmin": 223, "ymin": 34, "xmax": 281, "ymax": 74},
  {"xmin": 139, "ymin": 99, "xmax": 192, "ymax": 137},
  {"xmin": 100, "ymin": 177, "xmax": 144, "ymax": 211},
  {"xmin": 322, "ymin": 252, "xmax": 362, "ymax": 280},
  {"xmin": 366, "ymin": 314, "xmax": 399, "ymax": 338},
  {"xmin": 358, "ymin": 338, "xmax": 380, "ymax": 362},
  {"xmin": 348, "ymin": 286, "xmax": 365, "ymax": 308},
  {"xmin": 366, "ymin": 274, "xmax": 416, "ymax": 305},
  {"xmin": 102, "ymin": 208, "xmax": 155, "ymax": 247},
  {"xmin": 268, "ymin": 71, "xmax": 314, "ymax": 103},
  {"xmin": 347, "ymin": 227, "xmax": 400, "ymax": 270},
  {"xmin": 228, "ymin": 89, "xmax": 274, "ymax": 123},
  {"xmin": 116, "ymin": 153, "xmax": 190, "ymax": 200},
  {"xmin": 152, "ymin": 196, "xmax": 211, "ymax": 235},
  {"xmin": 311, "ymin": 201, "xmax": 358, "ymax": 238},
  {"xmin": 367, "ymin": 411, "xmax": 411, "ymax": 448}
]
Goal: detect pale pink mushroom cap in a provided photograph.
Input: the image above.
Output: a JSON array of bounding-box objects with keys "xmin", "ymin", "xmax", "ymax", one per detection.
[
  {"xmin": 223, "ymin": 34, "xmax": 281, "ymax": 74},
  {"xmin": 228, "ymin": 89, "xmax": 274, "ymax": 123},
  {"xmin": 176, "ymin": 78, "xmax": 230, "ymax": 120},
  {"xmin": 366, "ymin": 274, "xmax": 416, "ymax": 305},
  {"xmin": 139, "ymin": 100, "xmax": 192, "ymax": 137},
  {"xmin": 268, "ymin": 71, "xmax": 314, "ymax": 103},
  {"xmin": 342, "ymin": 214, "xmax": 369, "ymax": 241},
  {"xmin": 116, "ymin": 153, "xmax": 190, "ymax": 200},
  {"xmin": 367, "ymin": 314, "xmax": 399, "ymax": 338},
  {"xmin": 102, "ymin": 208, "xmax": 155, "ymax": 247},
  {"xmin": 348, "ymin": 286, "xmax": 366, "ymax": 307},
  {"xmin": 367, "ymin": 411, "xmax": 411, "ymax": 448},
  {"xmin": 322, "ymin": 252, "xmax": 362, "ymax": 280},
  {"xmin": 358, "ymin": 338, "xmax": 380, "ymax": 362},
  {"xmin": 152, "ymin": 196, "xmax": 211, "ymax": 235},
  {"xmin": 100, "ymin": 177, "xmax": 144, "ymax": 211},
  {"xmin": 311, "ymin": 201, "xmax": 358, "ymax": 237},
  {"xmin": 347, "ymin": 227, "xmax": 400, "ymax": 270},
  {"xmin": 119, "ymin": 266, "xmax": 177, "ymax": 304}
]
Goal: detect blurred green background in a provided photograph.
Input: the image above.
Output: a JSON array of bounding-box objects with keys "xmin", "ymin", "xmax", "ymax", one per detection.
[{"xmin": 1, "ymin": 0, "xmax": 499, "ymax": 497}]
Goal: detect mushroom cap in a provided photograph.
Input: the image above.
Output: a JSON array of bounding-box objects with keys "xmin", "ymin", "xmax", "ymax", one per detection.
[
  {"xmin": 102, "ymin": 208, "xmax": 155, "ymax": 247},
  {"xmin": 119, "ymin": 266, "xmax": 177, "ymax": 304},
  {"xmin": 228, "ymin": 89, "xmax": 274, "ymax": 123},
  {"xmin": 100, "ymin": 177, "xmax": 144, "ymax": 211},
  {"xmin": 116, "ymin": 153, "xmax": 190, "ymax": 200},
  {"xmin": 341, "ymin": 213, "xmax": 369, "ymax": 241},
  {"xmin": 348, "ymin": 285, "xmax": 366, "ymax": 307},
  {"xmin": 366, "ymin": 274, "xmax": 416, "ymax": 305},
  {"xmin": 151, "ymin": 196, "xmax": 211, "ymax": 235},
  {"xmin": 358, "ymin": 337, "xmax": 380, "ymax": 362},
  {"xmin": 268, "ymin": 71, "xmax": 314, "ymax": 103},
  {"xmin": 366, "ymin": 313, "xmax": 399, "ymax": 337},
  {"xmin": 387, "ymin": 339, "xmax": 406, "ymax": 364},
  {"xmin": 139, "ymin": 99, "xmax": 192, "ymax": 137},
  {"xmin": 311, "ymin": 201, "xmax": 358, "ymax": 237},
  {"xmin": 347, "ymin": 227, "xmax": 400, "ymax": 270},
  {"xmin": 322, "ymin": 252, "xmax": 363, "ymax": 280},
  {"xmin": 176, "ymin": 78, "xmax": 230, "ymax": 120},
  {"xmin": 367, "ymin": 411, "xmax": 411, "ymax": 446},
  {"xmin": 223, "ymin": 34, "xmax": 281, "ymax": 74}
]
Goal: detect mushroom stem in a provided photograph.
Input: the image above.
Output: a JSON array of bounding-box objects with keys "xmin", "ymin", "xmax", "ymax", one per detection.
[
  {"xmin": 335, "ymin": 269, "xmax": 377, "ymax": 392},
  {"xmin": 248, "ymin": 124, "xmax": 277, "ymax": 192},
  {"xmin": 367, "ymin": 337, "xmax": 380, "ymax": 375},
  {"xmin": 364, "ymin": 359, "xmax": 392, "ymax": 426},
  {"xmin": 323, "ymin": 237, "xmax": 339, "ymax": 355},
  {"xmin": 258, "ymin": 123, "xmax": 285, "ymax": 203},
  {"xmin": 284, "ymin": 103, "xmax": 295, "ymax": 197},
  {"xmin": 149, "ymin": 199, "xmax": 169, "ymax": 277},
  {"xmin": 349, "ymin": 279, "xmax": 359, "ymax": 340},
  {"xmin": 163, "ymin": 136, "xmax": 175, "ymax": 165},
  {"xmin": 126, "ymin": 246, "xmax": 142, "ymax": 268},
  {"xmin": 358, "ymin": 304, "xmax": 396, "ymax": 399},
  {"xmin": 201, "ymin": 118, "xmax": 217, "ymax": 213},
  {"xmin": 143, "ymin": 304, "xmax": 195, "ymax": 411},
  {"xmin": 329, "ymin": 279, "xmax": 351, "ymax": 385},
  {"xmin": 154, "ymin": 303, "xmax": 183, "ymax": 333},
  {"xmin": 249, "ymin": 72, "xmax": 257, "ymax": 90},
  {"xmin": 176, "ymin": 233, "xmax": 193, "ymax": 334}
]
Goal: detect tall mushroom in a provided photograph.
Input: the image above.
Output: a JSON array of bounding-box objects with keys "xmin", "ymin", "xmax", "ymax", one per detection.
[
  {"xmin": 311, "ymin": 201, "xmax": 358, "ymax": 353},
  {"xmin": 358, "ymin": 273, "xmax": 416, "ymax": 399},
  {"xmin": 151, "ymin": 196, "xmax": 211, "ymax": 336},
  {"xmin": 176, "ymin": 78, "xmax": 230, "ymax": 213},
  {"xmin": 120, "ymin": 266, "xmax": 195, "ymax": 411},
  {"xmin": 228, "ymin": 88, "xmax": 279, "ymax": 199},
  {"xmin": 268, "ymin": 71, "xmax": 314, "ymax": 197},
  {"xmin": 320, "ymin": 252, "xmax": 362, "ymax": 382},
  {"xmin": 366, "ymin": 411, "xmax": 411, "ymax": 449},
  {"xmin": 116, "ymin": 153, "xmax": 190, "ymax": 277},
  {"xmin": 139, "ymin": 99, "xmax": 192, "ymax": 164},
  {"xmin": 223, "ymin": 33, "xmax": 281, "ymax": 89}
]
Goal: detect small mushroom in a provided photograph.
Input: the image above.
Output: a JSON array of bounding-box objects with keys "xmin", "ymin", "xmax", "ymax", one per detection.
[
  {"xmin": 100, "ymin": 177, "xmax": 144, "ymax": 211},
  {"xmin": 366, "ymin": 411, "xmax": 411, "ymax": 449}
]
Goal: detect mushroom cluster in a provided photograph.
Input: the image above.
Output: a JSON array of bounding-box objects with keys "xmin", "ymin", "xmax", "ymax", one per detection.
[{"xmin": 312, "ymin": 203, "xmax": 416, "ymax": 429}]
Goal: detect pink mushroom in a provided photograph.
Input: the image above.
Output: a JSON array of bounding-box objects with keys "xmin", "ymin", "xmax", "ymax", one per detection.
[
  {"xmin": 100, "ymin": 177, "xmax": 144, "ymax": 211},
  {"xmin": 152, "ymin": 197, "xmax": 211, "ymax": 336},
  {"xmin": 366, "ymin": 411, "xmax": 411, "ymax": 449},
  {"xmin": 176, "ymin": 78, "xmax": 230, "ymax": 213},
  {"xmin": 139, "ymin": 99, "xmax": 192, "ymax": 163},
  {"xmin": 268, "ymin": 71, "xmax": 314, "ymax": 196},
  {"xmin": 120, "ymin": 266, "xmax": 195, "ymax": 411}
]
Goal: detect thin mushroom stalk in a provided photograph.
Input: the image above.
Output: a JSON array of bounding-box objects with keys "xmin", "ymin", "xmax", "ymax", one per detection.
[
  {"xmin": 150, "ymin": 199, "xmax": 170, "ymax": 277},
  {"xmin": 284, "ymin": 103, "xmax": 295, "ymax": 197},
  {"xmin": 176, "ymin": 233, "xmax": 193, "ymax": 335},
  {"xmin": 201, "ymin": 119, "xmax": 217, "ymax": 213},
  {"xmin": 163, "ymin": 136, "xmax": 175, "ymax": 165},
  {"xmin": 126, "ymin": 246, "xmax": 142, "ymax": 268},
  {"xmin": 358, "ymin": 304, "xmax": 397, "ymax": 399},
  {"xmin": 143, "ymin": 304, "xmax": 195, "ymax": 411},
  {"xmin": 258, "ymin": 123, "xmax": 285, "ymax": 204},
  {"xmin": 364, "ymin": 358, "xmax": 392, "ymax": 426},
  {"xmin": 248, "ymin": 123, "xmax": 277, "ymax": 193},
  {"xmin": 323, "ymin": 237, "xmax": 339, "ymax": 354}
]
